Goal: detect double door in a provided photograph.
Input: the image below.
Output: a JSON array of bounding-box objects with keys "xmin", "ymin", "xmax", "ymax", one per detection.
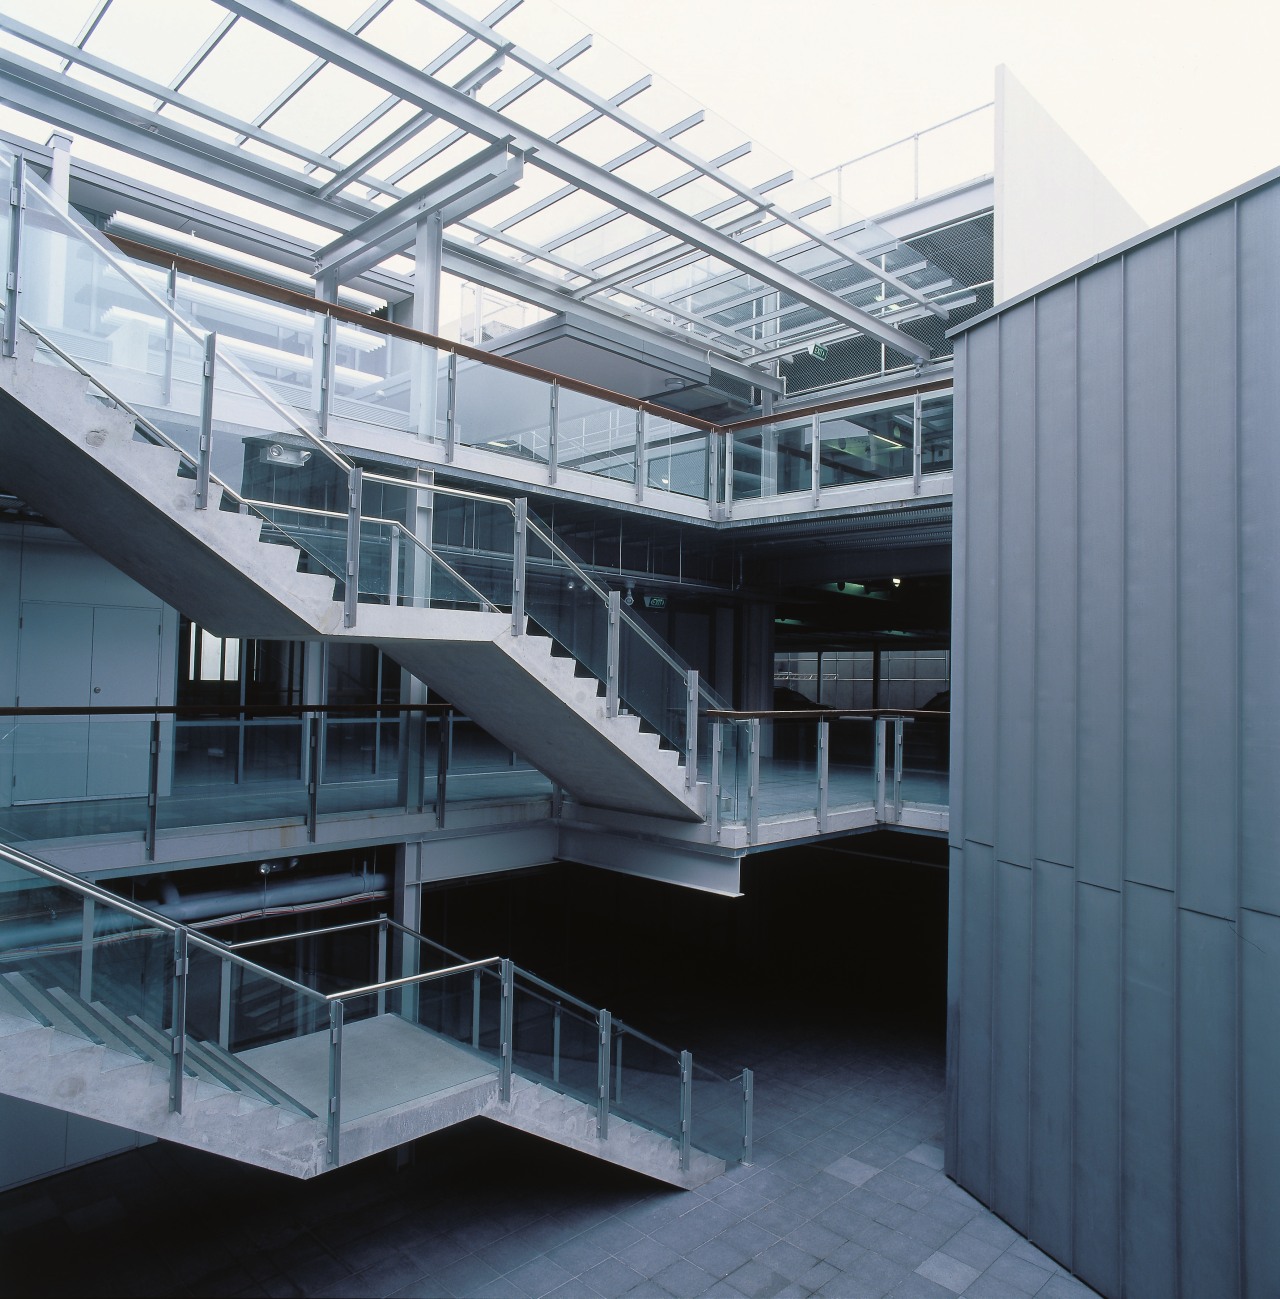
[{"xmin": 14, "ymin": 603, "xmax": 162, "ymax": 803}]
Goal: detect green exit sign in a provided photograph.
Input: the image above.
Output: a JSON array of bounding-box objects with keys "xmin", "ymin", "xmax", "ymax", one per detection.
[
  {"xmin": 643, "ymin": 595, "xmax": 668, "ymax": 610},
  {"xmin": 807, "ymin": 343, "xmax": 829, "ymax": 361}
]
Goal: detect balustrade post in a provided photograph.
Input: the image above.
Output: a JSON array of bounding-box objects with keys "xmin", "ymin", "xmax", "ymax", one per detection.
[
  {"xmin": 679, "ymin": 1050, "xmax": 692, "ymax": 1172},
  {"xmin": 512, "ymin": 498, "xmax": 527, "ymax": 635},
  {"xmin": 499, "ymin": 958, "xmax": 513, "ymax": 1103},
  {"xmin": 376, "ymin": 915, "xmax": 388, "ymax": 1018},
  {"xmin": 219, "ymin": 956, "xmax": 232, "ymax": 1049},
  {"xmin": 606, "ymin": 592, "xmax": 621, "ymax": 718},
  {"xmin": 2, "ymin": 155, "xmax": 24, "ymax": 359},
  {"xmin": 195, "ymin": 331, "xmax": 216, "ymax": 510},
  {"xmin": 344, "ymin": 466, "xmax": 362, "ymax": 629},
  {"xmin": 596, "ymin": 1008, "xmax": 612, "ymax": 1139},
  {"xmin": 633, "ymin": 409, "xmax": 645, "ymax": 502},
  {"xmin": 874, "ymin": 717, "xmax": 888, "ymax": 822},
  {"xmin": 548, "ymin": 381, "xmax": 559, "ymax": 484},
  {"xmin": 327, "ymin": 999, "xmax": 343, "ymax": 1166},
  {"xmin": 169, "ymin": 928, "xmax": 188, "ymax": 1114},
  {"xmin": 741, "ymin": 1067, "xmax": 754, "ymax": 1164},
  {"xmin": 817, "ymin": 718, "xmax": 830, "ymax": 832},
  {"xmin": 747, "ymin": 718, "xmax": 761, "ymax": 842},
  {"xmin": 685, "ymin": 670, "xmax": 699, "ymax": 791},
  {"xmin": 893, "ymin": 717, "xmax": 905, "ymax": 822},
  {"xmin": 146, "ymin": 718, "xmax": 160, "ymax": 861}
]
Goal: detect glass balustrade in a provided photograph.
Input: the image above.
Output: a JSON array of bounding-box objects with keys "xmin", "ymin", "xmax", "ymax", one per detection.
[
  {"xmin": 610, "ymin": 1020, "xmax": 682, "ymax": 1141},
  {"xmin": 557, "ymin": 387, "xmax": 637, "ymax": 483},
  {"xmin": 899, "ymin": 712, "xmax": 950, "ymax": 808},
  {"xmin": 510, "ymin": 974, "xmax": 600, "ymax": 1108},
  {"xmin": 690, "ymin": 1064, "xmax": 751, "ymax": 1165},
  {"xmin": 455, "ymin": 361, "xmax": 552, "ymax": 465},
  {"xmin": 819, "ymin": 400, "xmax": 914, "ymax": 485}
]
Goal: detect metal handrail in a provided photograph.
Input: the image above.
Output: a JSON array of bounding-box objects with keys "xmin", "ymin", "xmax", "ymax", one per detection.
[
  {"xmin": 227, "ymin": 916, "xmax": 382, "ymax": 951},
  {"xmin": 705, "ymin": 708, "xmax": 947, "ymax": 720},
  {"xmin": 815, "ymin": 103, "xmax": 995, "ymax": 175},
  {"xmin": 243, "ymin": 497, "xmax": 498, "ymax": 612},
  {"xmin": 330, "ymin": 956, "xmax": 500, "ymax": 1002}
]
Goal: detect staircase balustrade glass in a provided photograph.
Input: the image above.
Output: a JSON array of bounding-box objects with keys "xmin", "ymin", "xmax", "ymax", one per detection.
[
  {"xmin": 454, "ymin": 360, "xmax": 552, "ymax": 466},
  {"xmin": 690, "ymin": 1065, "xmax": 751, "ymax": 1164},
  {"xmin": 610, "ymin": 1020, "xmax": 683, "ymax": 1141},
  {"xmin": 510, "ymin": 974, "xmax": 600, "ymax": 1108}
]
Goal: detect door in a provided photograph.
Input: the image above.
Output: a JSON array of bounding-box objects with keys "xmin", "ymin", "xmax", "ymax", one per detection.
[{"xmin": 86, "ymin": 606, "xmax": 162, "ymax": 797}]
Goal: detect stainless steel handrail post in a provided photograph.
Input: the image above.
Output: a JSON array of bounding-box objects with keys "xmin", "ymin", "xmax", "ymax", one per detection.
[
  {"xmin": 912, "ymin": 391, "xmax": 923, "ymax": 495},
  {"xmin": 710, "ymin": 721, "xmax": 723, "ymax": 836},
  {"xmin": 317, "ymin": 314, "xmax": 334, "ymax": 437},
  {"xmin": 161, "ymin": 263, "xmax": 176, "ymax": 404},
  {"xmin": 3, "ymin": 155, "xmax": 24, "ymax": 359},
  {"xmin": 344, "ymin": 466, "xmax": 362, "ymax": 629},
  {"xmin": 685, "ymin": 670, "xmax": 699, "ymax": 790},
  {"xmin": 376, "ymin": 915, "xmax": 388, "ymax": 1019},
  {"xmin": 817, "ymin": 719, "xmax": 830, "ymax": 832},
  {"xmin": 195, "ymin": 331, "xmax": 216, "ymax": 510},
  {"xmin": 306, "ymin": 713, "xmax": 318, "ymax": 842},
  {"xmin": 499, "ymin": 958, "xmax": 513, "ymax": 1104},
  {"xmin": 444, "ymin": 352, "xmax": 457, "ymax": 461},
  {"xmin": 606, "ymin": 591, "xmax": 620, "ymax": 718},
  {"xmin": 512, "ymin": 498, "xmax": 527, "ymax": 635},
  {"xmin": 679, "ymin": 1050, "xmax": 692, "ymax": 1172},
  {"xmin": 145, "ymin": 718, "xmax": 160, "ymax": 861},
  {"xmin": 874, "ymin": 716, "xmax": 887, "ymax": 821},
  {"xmin": 893, "ymin": 717, "xmax": 905, "ymax": 822},
  {"xmin": 747, "ymin": 718, "xmax": 761, "ymax": 842},
  {"xmin": 169, "ymin": 928, "xmax": 188, "ymax": 1114},
  {"xmin": 742, "ymin": 1068, "xmax": 754, "ymax": 1164},
  {"xmin": 633, "ymin": 409, "xmax": 645, "ymax": 503},
  {"xmin": 596, "ymin": 1008, "xmax": 611, "ymax": 1139},
  {"xmin": 219, "ymin": 956, "xmax": 232, "ymax": 1049},
  {"xmin": 327, "ymin": 999, "xmax": 343, "ymax": 1166},
  {"xmin": 79, "ymin": 897, "xmax": 94, "ymax": 1002},
  {"xmin": 548, "ymin": 381, "xmax": 559, "ymax": 484}
]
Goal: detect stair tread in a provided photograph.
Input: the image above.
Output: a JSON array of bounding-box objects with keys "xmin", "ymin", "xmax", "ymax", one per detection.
[{"xmin": 89, "ymin": 1000, "xmax": 168, "ymax": 1065}]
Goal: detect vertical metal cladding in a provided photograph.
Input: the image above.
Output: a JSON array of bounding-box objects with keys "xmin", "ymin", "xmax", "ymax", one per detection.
[{"xmin": 950, "ymin": 170, "xmax": 1280, "ymax": 1299}]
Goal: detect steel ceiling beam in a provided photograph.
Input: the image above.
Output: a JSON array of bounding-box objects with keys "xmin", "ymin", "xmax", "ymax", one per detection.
[
  {"xmin": 216, "ymin": 0, "xmax": 933, "ymax": 362},
  {"xmin": 315, "ymin": 142, "xmax": 524, "ymax": 282},
  {"xmin": 418, "ymin": 0, "xmax": 946, "ymax": 321}
]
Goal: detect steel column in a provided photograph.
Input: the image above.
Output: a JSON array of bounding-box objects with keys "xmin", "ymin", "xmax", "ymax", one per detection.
[
  {"xmin": 596, "ymin": 1008, "xmax": 611, "ymax": 1139},
  {"xmin": 2, "ymin": 155, "xmax": 24, "ymax": 359},
  {"xmin": 327, "ymin": 999, "xmax": 343, "ymax": 1166},
  {"xmin": 512, "ymin": 497, "xmax": 527, "ymax": 635},
  {"xmin": 169, "ymin": 928, "xmax": 188, "ymax": 1114},
  {"xmin": 606, "ymin": 591, "xmax": 621, "ymax": 718},
  {"xmin": 195, "ymin": 331, "xmax": 216, "ymax": 510},
  {"xmin": 679, "ymin": 1049, "xmax": 692, "ymax": 1172},
  {"xmin": 344, "ymin": 466, "xmax": 362, "ymax": 628}
]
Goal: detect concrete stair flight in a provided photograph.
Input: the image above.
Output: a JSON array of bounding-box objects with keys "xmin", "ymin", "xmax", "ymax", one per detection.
[{"xmin": 0, "ymin": 334, "xmax": 703, "ymax": 821}]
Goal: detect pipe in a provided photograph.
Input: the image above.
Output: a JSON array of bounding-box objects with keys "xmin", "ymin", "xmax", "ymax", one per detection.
[{"xmin": 0, "ymin": 871, "xmax": 390, "ymax": 954}]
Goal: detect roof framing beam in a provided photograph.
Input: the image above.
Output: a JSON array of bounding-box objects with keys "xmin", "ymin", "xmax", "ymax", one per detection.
[
  {"xmin": 217, "ymin": 0, "xmax": 932, "ymax": 363},
  {"xmin": 418, "ymin": 0, "xmax": 945, "ymax": 321},
  {"xmin": 315, "ymin": 141, "xmax": 524, "ymax": 282}
]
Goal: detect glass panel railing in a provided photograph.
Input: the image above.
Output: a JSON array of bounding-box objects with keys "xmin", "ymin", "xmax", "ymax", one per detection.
[
  {"xmin": 644, "ymin": 415, "xmax": 710, "ymax": 501},
  {"xmin": 618, "ymin": 620, "xmax": 687, "ymax": 754},
  {"xmin": 165, "ymin": 715, "xmax": 309, "ymax": 831},
  {"xmin": 819, "ymin": 400, "xmax": 914, "ymax": 485},
  {"xmin": 523, "ymin": 523, "xmax": 610, "ymax": 686},
  {"xmin": 756, "ymin": 717, "xmax": 821, "ymax": 822},
  {"xmin": 828, "ymin": 715, "xmax": 877, "ymax": 812},
  {"xmin": 900, "ymin": 712, "xmax": 950, "ymax": 808},
  {"xmin": 610, "ymin": 1021, "xmax": 681, "ymax": 1141},
  {"xmin": 431, "ymin": 495, "xmax": 518, "ymax": 612},
  {"xmin": 921, "ymin": 394, "xmax": 954, "ymax": 475},
  {"xmin": 446, "ymin": 717, "xmax": 551, "ymax": 805},
  {"xmin": 731, "ymin": 421, "xmax": 812, "ymax": 500},
  {"xmin": 455, "ymin": 361, "xmax": 552, "ymax": 465},
  {"xmin": 690, "ymin": 1065, "xmax": 749, "ymax": 1165},
  {"xmin": 557, "ymin": 387, "xmax": 636, "ymax": 484},
  {"xmin": 510, "ymin": 975, "xmax": 600, "ymax": 1108},
  {"xmin": 318, "ymin": 712, "xmax": 399, "ymax": 816},
  {"xmin": 410, "ymin": 962, "xmax": 503, "ymax": 1065}
]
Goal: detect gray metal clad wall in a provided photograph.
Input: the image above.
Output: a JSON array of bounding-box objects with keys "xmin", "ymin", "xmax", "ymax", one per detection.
[{"xmin": 949, "ymin": 174, "xmax": 1280, "ymax": 1299}]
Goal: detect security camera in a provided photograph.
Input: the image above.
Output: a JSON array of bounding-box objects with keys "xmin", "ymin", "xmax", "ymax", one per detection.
[
  {"xmin": 262, "ymin": 444, "xmax": 312, "ymax": 467},
  {"xmin": 623, "ymin": 588, "xmax": 635, "ymax": 607}
]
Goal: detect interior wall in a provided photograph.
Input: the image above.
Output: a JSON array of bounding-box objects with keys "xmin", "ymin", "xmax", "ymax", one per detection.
[{"xmin": 951, "ymin": 173, "xmax": 1280, "ymax": 1299}]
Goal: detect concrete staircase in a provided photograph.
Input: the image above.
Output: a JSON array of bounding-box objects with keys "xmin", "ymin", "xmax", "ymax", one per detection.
[
  {"xmin": 0, "ymin": 334, "xmax": 703, "ymax": 822},
  {"xmin": 0, "ymin": 973, "xmax": 722, "ymax": 1186}
]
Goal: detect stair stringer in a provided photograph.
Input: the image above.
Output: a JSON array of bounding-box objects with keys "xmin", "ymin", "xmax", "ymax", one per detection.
[{"xmin": 353, "ymin": 606, "xmax": 704, "ymax": 821}]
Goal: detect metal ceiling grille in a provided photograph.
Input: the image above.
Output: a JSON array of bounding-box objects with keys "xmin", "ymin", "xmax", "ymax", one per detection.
[{"xmin": 0, "ymin": 0, "xmax": 967, "ymax": 375}]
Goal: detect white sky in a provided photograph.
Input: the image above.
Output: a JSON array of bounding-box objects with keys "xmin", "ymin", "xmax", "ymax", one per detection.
[{"xmin": 562, "ymin": 0, "xmax": 1280, "ymax": 227}]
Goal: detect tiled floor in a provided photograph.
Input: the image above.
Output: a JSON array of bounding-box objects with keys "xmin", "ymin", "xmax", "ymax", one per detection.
[{"xmin": 0, "ymin": 1000, "xmax": 1099, "ymax": 1299}]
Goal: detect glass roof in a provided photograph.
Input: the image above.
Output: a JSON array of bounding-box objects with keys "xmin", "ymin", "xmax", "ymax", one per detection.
[{"xmin": 0, "ymin": 0, "xmax": 968, "ymax": 369}]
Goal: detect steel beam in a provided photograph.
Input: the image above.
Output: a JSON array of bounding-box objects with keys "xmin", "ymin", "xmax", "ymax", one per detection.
[{"xmin": 216, "ymin": 0, "xmax": 933, "ymax": 361}]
